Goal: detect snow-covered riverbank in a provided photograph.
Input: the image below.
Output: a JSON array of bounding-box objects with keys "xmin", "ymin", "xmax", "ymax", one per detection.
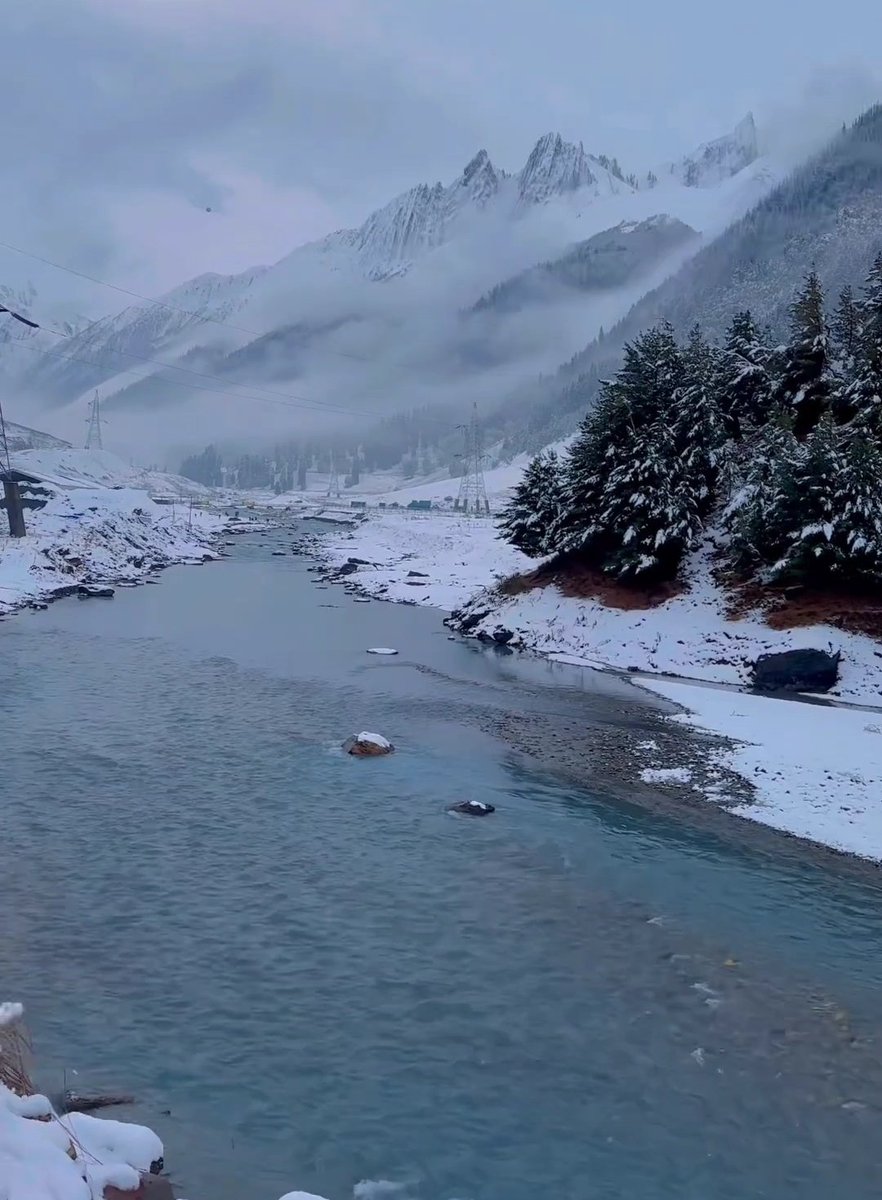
[
  {"xmin": 310, "ymin": 507, "xmax": 882, "ymax": 862},
  {"xmin": 0, "ymin": 480, "xmax": 224, "ymax": 619}
]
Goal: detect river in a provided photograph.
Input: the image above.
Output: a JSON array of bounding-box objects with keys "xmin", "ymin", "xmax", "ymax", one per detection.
[{"xmin": 2, "ymin": 521, "xmax": 881, "ymax": 1200}]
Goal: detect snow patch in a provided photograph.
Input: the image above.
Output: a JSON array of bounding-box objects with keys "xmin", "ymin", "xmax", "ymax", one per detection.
[
  {"xmin": 640, "ymin": 766, "xmax": 694, "ymax": 785},
  {"xmin": 645, "ymin": 678, "xmax": 882, "ymax": 861},
  {"xmin": 355, "ymin": 732, "xmax": 391, "ymax": 749}
]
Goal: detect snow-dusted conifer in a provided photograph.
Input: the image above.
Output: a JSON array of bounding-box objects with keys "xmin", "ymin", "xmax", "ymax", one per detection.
[
  {"xmin": 497, "ymin": 448, "xmax": 563, "ymax": 557},
  {"xmin": 768, "ymin": 417, "xmax": 882, "ymax": 583},
  {"xmin": 674, "ymin": 324, "xmax": 726, "ymax": 513},
  {"xmin": 775, "ymin": 269, "xmax": 832, "ymax": 437},
  {"xmin": 551, "ymin": 385, "xmax": 626, "ymax": 554},
  {"xmin": 716, "ymin": 311, "xmax": 772, "ymax": 438},
  {"xmin": 841, "ymin": 253, "xmax": 882, "ymax": 432},
  {"xmin": 724, "ymin": 414, "xmax": 797, "ymax": 572},
  {"xmin": 598, "ymin": 417, "xmax": 700, "ymax": 581},
  {"xmin": 553, "ymin": 324, "xmax": 683, "ymax": 561}
]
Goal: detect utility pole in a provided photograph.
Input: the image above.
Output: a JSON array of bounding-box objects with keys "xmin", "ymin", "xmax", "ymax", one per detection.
[
  {"xmin": 455, "ymin": 403, "xmax": 490, "ymax": 515},
  {"xmin": 0, "ymin": 395, "xmax": 26, "ymax": 537},
  {"xmin": 85, "ymin": 392, "xmax": 104, "ymax": 450}
]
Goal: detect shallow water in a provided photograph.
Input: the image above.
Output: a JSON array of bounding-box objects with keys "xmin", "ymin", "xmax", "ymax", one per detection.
[{"xmin": 2, "ymin": 525, "xmax": 881, "ymax": 1200}]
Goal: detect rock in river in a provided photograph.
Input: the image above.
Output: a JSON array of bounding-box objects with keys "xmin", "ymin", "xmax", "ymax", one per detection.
[
  {"xmin": 449, "ymin": 800, "xmax": 495, "ymax": 816},
  {"xmin": 343, "ymin": 732, "xmax": 394, "ymax": 757},
  {"xmin": 751, "ymin": 647, "xmax": 841, "ymax": 693}
]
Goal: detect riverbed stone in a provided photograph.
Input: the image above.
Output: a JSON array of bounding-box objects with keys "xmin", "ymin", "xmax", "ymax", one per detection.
[
  {"xmin": 343, "ymin": 732, "xmax": 394, "ymax": 756},
  {"xmin": 449, "ymin": 800, "xmax": 496, "ymax": 816},
  {"xmin": 751, "ymin": 647, "xmax": 840, "ymax": 692}
]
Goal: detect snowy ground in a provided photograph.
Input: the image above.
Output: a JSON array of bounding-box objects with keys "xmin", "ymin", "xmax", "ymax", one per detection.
[
  {"xmin": 311, "ymin": 506, "xmax": 882, "ymax": 861},
  {"xmin": 640, "ymin": 680, "xmax": 882, "ymax": 860},
  {"xmin": 11, "ymin": 448, "xmax": 210, "ymax": 499},
  {"xmin": 315, "ymin": 508, "xmax": 530, "ymax": 611},
  {"xmin": 0, "ymin": 450, "xmax": 233, "ymax": 619},
  {"xmin": 0, "ymin": 486, "xmax": 223, "ymax": 618}
]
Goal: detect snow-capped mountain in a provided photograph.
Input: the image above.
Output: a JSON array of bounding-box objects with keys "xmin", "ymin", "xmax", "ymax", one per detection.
[
  {"xmin": 666, "ymin": 113, "xmax": 759, "ymax": 188},
  {"xmin": 5, "ymin": 119, "xmax": 778, "ymax": 455}
]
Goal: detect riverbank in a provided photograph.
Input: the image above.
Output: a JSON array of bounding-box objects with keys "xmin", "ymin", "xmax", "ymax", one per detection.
[
  {"xmin": 303, "ymin": 508, "xmax": 882, "ymax": 863},
  {"xmin": 0, "ymin": 484, "xmax": 226, "ymax": 619}
]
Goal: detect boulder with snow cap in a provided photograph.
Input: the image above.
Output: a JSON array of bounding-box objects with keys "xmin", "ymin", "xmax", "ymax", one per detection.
[
  {"xmin": 449, "ymin": 800, "xmax": 496, "ymax": 816},
  {"xmin": 343, "ymin": 732, "xmax": 395, "ymax": 756}
]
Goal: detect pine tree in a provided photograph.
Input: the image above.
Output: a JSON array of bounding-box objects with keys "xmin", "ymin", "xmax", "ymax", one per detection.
[
  {"xmin": 673, "ymin": 325, "xmax": 726, "ymax": 514},
  {"xmin": 551, "ymin": 386, "xmax": 626, "ymax": 554},
  {"xmin": 551, "ymin": 325, "xmax": 683, "ymax": 557},
  {"xmin": 775, "ymin": 269, "xmax": 832, "ymax": 437},
  {"xmin": 724, "ymin": 415, "xmax": 796, "ymax": 573},
  {"xmin": 598, "ymin": 417, "xmax": 701, "ymax": 581},
  {"xmin": 497, "ymin": 449, "xmax": 563, "ymax": 558},
  {"xmin": 769, "ymin": 417, "xmax": 882, "ymax": 583},
  {"xmin": 842, "ymin": 253, "xmax": 882, "ymax": 432},
  {"xmin": 716, "ymin": 311, "xmax": 772, "ymax": 438}
]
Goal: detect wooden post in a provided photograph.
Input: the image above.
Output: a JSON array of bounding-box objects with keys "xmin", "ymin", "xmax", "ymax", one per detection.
[{"xmin": 3, "ymin": 477, "xmax": 26, "ymax": 537}]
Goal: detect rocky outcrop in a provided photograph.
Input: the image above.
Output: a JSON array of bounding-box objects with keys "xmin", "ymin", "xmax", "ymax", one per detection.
[
  {"xmin": 751, "ymin": 648, "xmax": 841, "ymax": 693},
  {"xmin": 449, "ymin": 800, "xmax": 496, "ymax": 816}
]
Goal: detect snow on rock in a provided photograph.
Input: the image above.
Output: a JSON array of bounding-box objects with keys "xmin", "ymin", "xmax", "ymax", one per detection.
[
  {"xmin": 356, "ymin": 732, "xmax": 391, "ymax": 748},
  {"xmin": 277, "ymin": 1193, "xmax": 331, "ymax": 1200},
  {"xmin": 344, "ymin": 732, "xmax": 394, "ymax": 756},
  {"xmin": 644, "ymin": 679, "xmax": 882, "ymax": 861},
  {"xmin": 0, "ymin": 482, "xmax": 222, "ymax": 618}
]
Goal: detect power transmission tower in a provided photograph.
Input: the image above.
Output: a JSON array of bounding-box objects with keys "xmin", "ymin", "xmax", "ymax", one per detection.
[
  {"xmin": 455, "ymin": 403, "xmax": 490, "ymax": 514},
  {"xmin": 85, "ymin": 392, "xmax": 104, "ymax": 450}
]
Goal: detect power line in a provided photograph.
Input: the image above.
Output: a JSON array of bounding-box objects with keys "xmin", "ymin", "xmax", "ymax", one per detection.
[{"xmin": 0, "ymin": 235, "xmax": 374, "ymax": 362}]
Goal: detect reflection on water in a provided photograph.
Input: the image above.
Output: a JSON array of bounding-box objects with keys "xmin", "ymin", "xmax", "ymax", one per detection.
[{"xmin": 1, "ymin": 527, "xmax": 881, "ymax": 1200}]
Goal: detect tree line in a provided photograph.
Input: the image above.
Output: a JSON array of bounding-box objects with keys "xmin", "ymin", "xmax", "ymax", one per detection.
[{"xmin": 498, "ymin": 252, "xmax": 882, "ymax": 589}]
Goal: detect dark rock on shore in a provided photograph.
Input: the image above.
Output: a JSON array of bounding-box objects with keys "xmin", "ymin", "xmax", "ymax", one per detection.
[
  {"xmin": 78, "ymin": 585, "xmax": 115, "ymax": 599},
  {"xmin": 751, "ymin": 647, "xmax": 840, "ymax": 693}
]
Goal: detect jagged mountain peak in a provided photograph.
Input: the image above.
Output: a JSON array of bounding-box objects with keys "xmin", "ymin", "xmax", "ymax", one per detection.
[
  {"xmin": 669, "ymin": 113, "xmax": 759, "ymax": 188},
  {"xmin": 517, "ymin": 132, "xmax": 597, "ymax": 205}
]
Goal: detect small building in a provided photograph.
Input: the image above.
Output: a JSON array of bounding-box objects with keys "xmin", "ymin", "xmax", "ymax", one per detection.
[{"xmin": 407, "ymin": 499, "xmax": 432, "ymax": 511}]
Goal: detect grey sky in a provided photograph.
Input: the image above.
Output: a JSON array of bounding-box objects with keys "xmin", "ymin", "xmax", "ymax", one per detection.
[{"xmin": 2, "ymin": 0, "xmax": 880, "ymax": 307}]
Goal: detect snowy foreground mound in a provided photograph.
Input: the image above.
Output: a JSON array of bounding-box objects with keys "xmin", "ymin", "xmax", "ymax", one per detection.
[
  {"xmin": 0, "ymin": 1078, "xmax": 162, "ymax": 1199},
  {"xmin": 1, "ymin": 1070, "xmax": 326, "ymax": 1199}
]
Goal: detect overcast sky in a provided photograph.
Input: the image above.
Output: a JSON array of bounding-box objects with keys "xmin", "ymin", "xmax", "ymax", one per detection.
[{"xmin": 2, "ymin": 0, "xmax": 880, "ymax": 310}]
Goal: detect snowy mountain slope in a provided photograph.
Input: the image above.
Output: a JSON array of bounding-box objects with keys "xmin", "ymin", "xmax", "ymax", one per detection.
[
  {"xmin": 491, "ymin": 102, "xmax": 882, "ymax": 455},
  {"xmin": 1, "ymin": 419, "xmax": 70, "ymax": 453},
  {"xmin": 11, "ymin": 447, "xmax": 210, "ymax": 497},
  {"xmin": 5, "ymin": 120, "xmax": 779, "ymax": 454},
  {"xmin": 469, "ymin": 216, "xmax": 699, "ymax": 316}
]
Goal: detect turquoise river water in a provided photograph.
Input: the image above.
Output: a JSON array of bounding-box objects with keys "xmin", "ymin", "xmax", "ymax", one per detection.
[{"xmin": 1, "ymin": 522, "xmax": 882, "ymax": 1200}]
